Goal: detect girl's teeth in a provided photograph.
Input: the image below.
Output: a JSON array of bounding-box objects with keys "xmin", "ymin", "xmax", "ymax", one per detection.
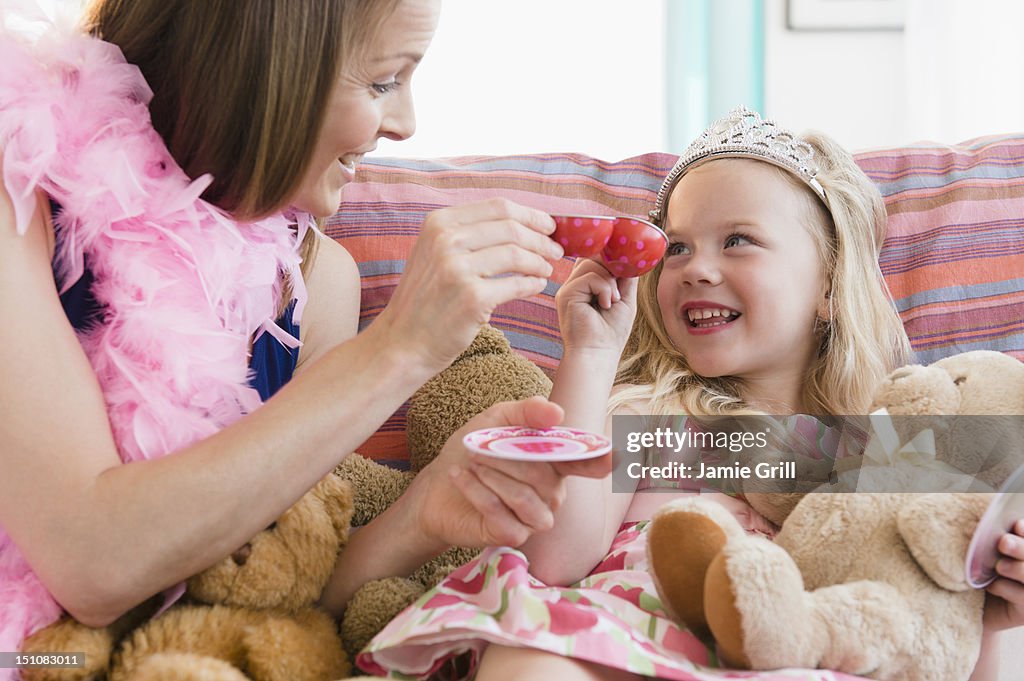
[
  {"xmin": 687, "ymin": 308, "xmax": 740, "ymax": 327},
  {"xmin": 687, "ymin": 308, "xmax": 737, "ymax": 321}
]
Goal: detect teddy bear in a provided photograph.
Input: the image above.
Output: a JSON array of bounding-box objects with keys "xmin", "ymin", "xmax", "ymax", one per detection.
[
  {"xmin": 20, "ymin": 474, "xmax": 374, "ymax": 681},
  {"xmin": 335, "ymin": 323, "xmax": 552, "ymax": 658},
  {"xmin": 645, "ymin": 350, "xmax": 1024, "ymax": 681}
]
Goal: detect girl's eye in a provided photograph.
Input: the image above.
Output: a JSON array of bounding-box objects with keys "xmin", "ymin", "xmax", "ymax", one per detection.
[
  {"xmin": 371, "ymin": 80, "xmax": 400, "ymax": 95},
  {"xmin": 666, "ymin": 242, "xmax": 690, "ymax": 257},
  {"xmin": 724, "ymin": 233, "xmax": 753, "ymax": 248}
]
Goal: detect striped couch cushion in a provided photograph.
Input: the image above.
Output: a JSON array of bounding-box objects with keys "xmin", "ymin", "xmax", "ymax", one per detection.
[
  {"xmin": 858, "ymin": 135, "xmax": 1024, "ymax": 363},
  {"xmin": 326, "ymin": 136, "xmax": 1024, "ymax": 464}
]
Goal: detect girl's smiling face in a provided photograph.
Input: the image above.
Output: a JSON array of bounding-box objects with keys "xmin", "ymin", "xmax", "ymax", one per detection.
[
  {"xmin": 291, "ymin": 0, "xmax": 441, "ymax": 217},
  {"xmin": 656, "ymin": 159, "xmax": 831, "ymax": 410}
]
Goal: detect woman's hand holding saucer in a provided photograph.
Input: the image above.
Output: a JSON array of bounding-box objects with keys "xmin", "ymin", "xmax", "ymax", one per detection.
[{"xmin": 408, "ymin": 396, "xmax": 570, "ymax": 550}]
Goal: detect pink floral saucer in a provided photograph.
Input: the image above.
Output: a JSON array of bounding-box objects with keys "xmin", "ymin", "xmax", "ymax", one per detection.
[{"xmin": 463, "ymin": 426, "xmax": 611, "ymax": 462}]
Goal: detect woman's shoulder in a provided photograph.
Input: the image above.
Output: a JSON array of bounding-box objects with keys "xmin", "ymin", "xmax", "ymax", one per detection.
[
  {"xmin": 294, "ymin": 235, "xmax": 360, "ymax": 372},
  {"xmin": 311, "ymin": 233, "xmax": 359, "ymax": 279}
]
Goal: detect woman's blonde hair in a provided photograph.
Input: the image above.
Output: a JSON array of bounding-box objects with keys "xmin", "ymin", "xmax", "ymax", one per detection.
[
  {"xmin": 85, "ymin": 0, "xmax": 401, "ymax": 286},
  {"xmin": 612, "ymin": 132, "xmax": 913, "ymax": 417}
]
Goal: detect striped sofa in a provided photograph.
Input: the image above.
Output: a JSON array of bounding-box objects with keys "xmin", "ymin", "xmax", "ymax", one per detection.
[{"xmin": 326, "ymin": 135, "xmax": 1024, "ymax": 466}]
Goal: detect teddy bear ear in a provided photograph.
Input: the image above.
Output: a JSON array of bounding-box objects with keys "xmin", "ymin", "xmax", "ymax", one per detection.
[
  {"xmin": 406, "ymin": 323, "xmax": 552, "ymax": 472},
  {"xmin": 314, "ymin": 475, "xmax": 355, "ymax": 540},
  {"xmin": 870, "ymin": 363, "xmax": 961, "ymax": 415},
  {"xmin": 459, "ymin": 323, "xmax": 510, "ymax": 360}
]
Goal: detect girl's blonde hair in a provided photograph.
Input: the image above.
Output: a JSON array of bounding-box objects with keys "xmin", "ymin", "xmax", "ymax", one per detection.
[
  {"xmin": 612, "ymin": 132, "xmax": 913, "ymax": 417},
  {"xmin": 85, "ymin": 0, "xmax": 401, "ymax": 288}
]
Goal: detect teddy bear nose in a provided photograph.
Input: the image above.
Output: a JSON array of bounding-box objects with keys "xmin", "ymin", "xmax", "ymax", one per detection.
[{"xmin": 231, "ymin": 544, "xmax": 252, "ymax": 566}]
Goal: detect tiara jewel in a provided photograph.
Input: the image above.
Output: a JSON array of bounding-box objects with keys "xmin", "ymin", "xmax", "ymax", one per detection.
[{"xmin": 650, "ymin": 106, "xmax": 828, "ymax": 225}]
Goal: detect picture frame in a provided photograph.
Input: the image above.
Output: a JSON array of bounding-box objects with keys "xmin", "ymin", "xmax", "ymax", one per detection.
[{"xmin": 787, "ymin": 0, "xmax": 906, "ymax": 31}]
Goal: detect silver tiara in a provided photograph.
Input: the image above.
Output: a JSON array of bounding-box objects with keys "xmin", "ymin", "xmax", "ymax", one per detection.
[{"xmin": 650, "ymin": 106, "xmax": 828, "ymax": 225}]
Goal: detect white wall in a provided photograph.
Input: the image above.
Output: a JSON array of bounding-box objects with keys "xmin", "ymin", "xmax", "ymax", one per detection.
[
  {"xmin": 375, "ymin": 0, "xmax": 667, "ymax": 161},
  {"xmin": 763, "ymin": 0, "xmax": 909, "ymax": 152},
  {"xmin": 52, "ymin": 0, "xmax": 1018, "ymax": 156},
  {"xmin": 396, "ymin": 0, "xmax": 916, "ymax": 159},
  {"xmin": 764, "ymin": 0, "xmax": 1024, "ymax": 151},
  {"xmin": 904, "ymin": 0, "xmax": 1024, "ymax": 145}
]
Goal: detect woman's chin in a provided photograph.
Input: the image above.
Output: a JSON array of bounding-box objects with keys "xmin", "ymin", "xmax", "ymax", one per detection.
[{"xmin": 294, "ymin": 189, "xmax": 343, "ymax": 218}]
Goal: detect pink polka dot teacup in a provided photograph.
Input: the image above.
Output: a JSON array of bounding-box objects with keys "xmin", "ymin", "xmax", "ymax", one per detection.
[{"xmin": 551, "ymin": 214, "xmax": 667, "ymax": 277}]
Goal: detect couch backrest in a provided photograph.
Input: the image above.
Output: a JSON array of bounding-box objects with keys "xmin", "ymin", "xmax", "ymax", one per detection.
[
  {"xmin": 859, "ymin": 137, "xmax": 1024, "ymax": 362},
  {"xmin": 327, "ymin": 136, "xmax": 1024, "ymax": 465}
]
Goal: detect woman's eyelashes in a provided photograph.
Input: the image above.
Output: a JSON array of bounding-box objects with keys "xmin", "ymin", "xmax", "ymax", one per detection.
[
  {"xmin": 664, "ymin": 232, "xmax": 758, "ymax": 257},
  {"xmin": 370, "ymin": 79, "xmax": 401, "ymax": 96}
]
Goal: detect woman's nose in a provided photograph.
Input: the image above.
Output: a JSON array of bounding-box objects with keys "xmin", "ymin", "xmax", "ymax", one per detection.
[{"xmin": 381, "ymin": 90, "xmax": 416, "ymax": 142}]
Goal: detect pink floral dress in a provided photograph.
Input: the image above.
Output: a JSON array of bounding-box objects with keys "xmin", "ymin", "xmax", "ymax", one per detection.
[{"xmin": 359, "ymin": 418, "xmax": 869, "ymax": 681}]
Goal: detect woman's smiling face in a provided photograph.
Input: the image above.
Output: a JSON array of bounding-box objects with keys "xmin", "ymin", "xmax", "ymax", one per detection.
[
  {"xmin": 290, "ymin": 0, "xmax": 441, "ymax": 217},
  {"xmin": 656, "ymin": 159, "xmax": 830, "ymax": 407}
]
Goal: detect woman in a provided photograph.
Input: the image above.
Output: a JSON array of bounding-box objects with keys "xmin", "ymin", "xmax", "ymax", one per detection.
[{"xmin": 0, "ymin": 0, "xmax": 595, "ymax": 664}]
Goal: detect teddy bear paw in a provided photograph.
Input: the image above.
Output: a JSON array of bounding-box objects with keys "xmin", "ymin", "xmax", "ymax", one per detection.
[
  {"xmin": 647, "ymin": 498, "xmax": 746, "ymax": 637},
  {"xmin": 705, "ymin": 538, "xmax": 827, "ymax": 671}
]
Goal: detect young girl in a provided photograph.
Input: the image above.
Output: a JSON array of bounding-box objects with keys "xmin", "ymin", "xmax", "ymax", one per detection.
[{"xmin": 359, "ymin": 108, "xmax": 1024, "ymax": 681}]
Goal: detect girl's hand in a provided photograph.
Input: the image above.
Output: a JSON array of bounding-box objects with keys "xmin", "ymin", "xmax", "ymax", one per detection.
[
  {"xmin": 373, "ymin": 199, "xmax": 564, "ymax": 373},
  {"xmin": 984, "ymin": 519, "xmax": 1024, "ymax": 632},
  {"xmin": 555, "ymin": 257, "xmax": 637, "ymax": 354},
  {"xmin": 408, "ymin": 397, "xmax": 571, "ymax": 550}
]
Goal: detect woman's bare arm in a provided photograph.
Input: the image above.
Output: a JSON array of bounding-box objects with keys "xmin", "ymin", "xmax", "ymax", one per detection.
[
  {"xmin": 0, "ymin": 189, "xmax": 437, "ymax": 625},
  {"xmin": 0, "ymin": 182, "xmax": 562, "ymax": 626}
]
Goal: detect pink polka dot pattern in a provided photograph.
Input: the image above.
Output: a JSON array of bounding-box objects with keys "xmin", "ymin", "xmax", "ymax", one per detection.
[
  {"xmin": 551, "ymin": 215, "xmax": 614, "ymax": 258},
  {"xmin": 598, "ymin": 217, "xmax": 668, "ymax": 277},
  {"xmin": 550, "ymin": 214, "xmax": 667, "ymax": 277}
]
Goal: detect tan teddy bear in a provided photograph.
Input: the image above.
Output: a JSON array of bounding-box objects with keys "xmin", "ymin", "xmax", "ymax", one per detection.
[
  {"xmin": 645, "ymin": 350, "xmax": 1024, "ymax": 681},
  {"xmin": 21, "ymin": 474, "xmax": 371, "ymax": 681},
  {"xmin": 336, "ymin": 323, "xmax": 552, "ymax": 658}
]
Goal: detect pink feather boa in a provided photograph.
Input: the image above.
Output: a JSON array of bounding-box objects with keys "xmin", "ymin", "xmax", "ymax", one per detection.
[{"xmin": 0, "ymin": 6, "xmax": 309, "ymax": 670}]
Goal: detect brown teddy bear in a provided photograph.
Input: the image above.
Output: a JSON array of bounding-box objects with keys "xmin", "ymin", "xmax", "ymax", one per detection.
[
  {"xmin": 21, "ymin": 474, "xmax": 369, "ymax": 681},
  {"xmin": 335, "ymin": 324, "xmax": 552, "ymax": 659},
  {"xmin": 645, "ymin": 350, "xmax": 1024, "ymax": 681}
]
